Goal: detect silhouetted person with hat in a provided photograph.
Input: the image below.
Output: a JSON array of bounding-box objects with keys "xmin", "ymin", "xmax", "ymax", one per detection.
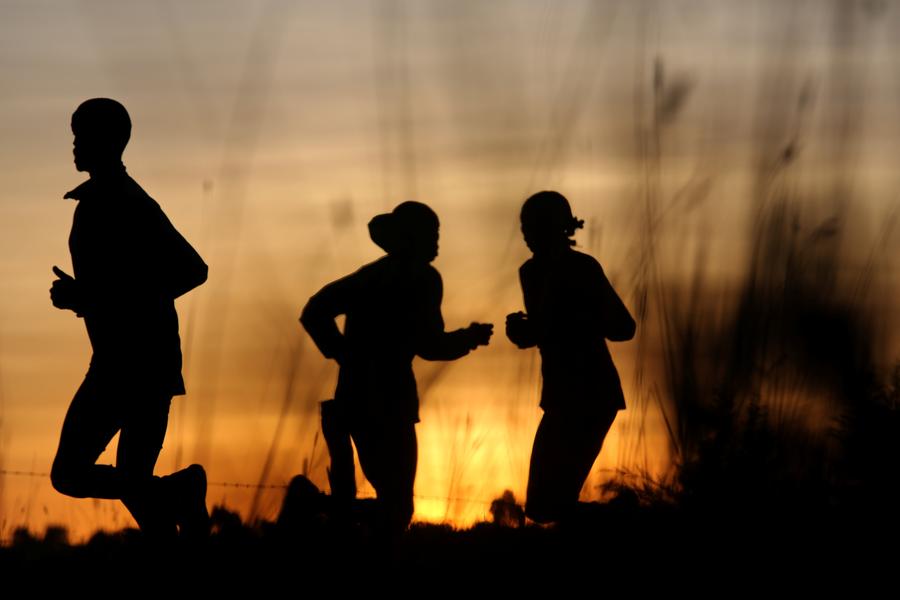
[
  {"xmin": 301, "ymin": 201, "xmax": 493, "ymax": 534},
  {"xmin": 506, "ymin": 191, "xmax": 635, "ymax": 523},
  {"xmin": 49, "ymin": 98, "xmax": 210, "ymax": 540}
]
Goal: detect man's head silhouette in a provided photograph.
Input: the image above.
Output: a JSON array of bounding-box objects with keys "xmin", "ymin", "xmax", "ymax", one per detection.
[{"xmin": 71, "ymin": 98, "xmax": 131, "ymax": 174}]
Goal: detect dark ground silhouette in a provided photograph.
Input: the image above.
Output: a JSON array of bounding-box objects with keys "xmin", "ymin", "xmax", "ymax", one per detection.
[{"xmin": 3, "ymin": 481, "xmax": 896, "ymax": 589}]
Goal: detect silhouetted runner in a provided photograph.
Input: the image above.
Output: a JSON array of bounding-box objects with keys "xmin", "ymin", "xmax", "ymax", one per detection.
[
  {"xmin": 506, "ymin": 191, "xmax": 635, "ymax": 523},
  {"xmin": 301, "ymin": 201, "xmax": 493, "ymax": 533},
  {"xmin": 49, "ymin": 98, "xmax": 210, "ymax": 541}
]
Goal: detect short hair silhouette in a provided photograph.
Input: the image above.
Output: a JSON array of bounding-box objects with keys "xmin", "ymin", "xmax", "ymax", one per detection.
[{"xmin": 71, "ymin": 98, "xmax": 132, "ymax": 157}]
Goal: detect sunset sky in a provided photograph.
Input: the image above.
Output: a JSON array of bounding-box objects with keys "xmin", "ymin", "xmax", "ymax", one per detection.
[{"xmin": 2, "ymin": 0, "xmax": 900, "ymax": 541}]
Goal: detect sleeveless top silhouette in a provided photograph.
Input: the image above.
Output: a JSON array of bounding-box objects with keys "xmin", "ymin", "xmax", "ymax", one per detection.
[{"xmin": 520, "ymin": 248, "xmax": 630, "ymax": 414}]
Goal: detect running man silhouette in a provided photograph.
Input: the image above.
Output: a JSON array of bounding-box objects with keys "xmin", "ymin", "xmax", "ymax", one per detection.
[
  {"xmin": 301, "ymin": 201, "xmax": 493, "ymax": 533},
  {"xmin": 49, "ymin": 98, "xmax": 210, "ymax": 540},
  {"xmin": 506, "ymin": 191, "xmax": 635, "ymax": 523}
]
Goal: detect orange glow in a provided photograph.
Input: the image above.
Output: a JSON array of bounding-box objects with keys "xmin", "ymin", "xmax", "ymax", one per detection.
[{"xmin": 3, "ymin": 1, "xmax": 900, "ymax": 542}]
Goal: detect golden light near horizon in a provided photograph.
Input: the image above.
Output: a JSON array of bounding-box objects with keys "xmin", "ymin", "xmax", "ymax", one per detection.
[{"xmin": 2, "ymin": 1, "xmax": 900, "ymax": 542}]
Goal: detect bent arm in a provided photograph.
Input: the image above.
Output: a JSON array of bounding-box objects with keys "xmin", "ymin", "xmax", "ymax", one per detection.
[
  {"xmin": 417, "ymin": 323, "xmax": 491, "ymax": 360},
  {"xmin": 516, "ymin": 265, "xmax": 546, "ymax": 348},
  {"xmin": 300, "ymin": 276, "xmax": 353, "ymax": 362},
  {"xmin": 144, "ymin": 204, "xmax": 208, "ymax": 299},
  {"xmin": 415, "ymin": 270, "xmax": 479, "ymax": 361},
  {"xmin": 165, "ymin": 226, "xmax": 208, "ymax": 299}
]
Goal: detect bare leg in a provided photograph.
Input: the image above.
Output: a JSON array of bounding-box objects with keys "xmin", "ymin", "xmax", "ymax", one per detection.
[
  {"xmin": 51, "ymin": 375, "xmax": 127, "ymax": 499},
  {"xmin": 51, "ymin": 373, "xmax": 175, "ymax": 537},
  {"xmin": 117, "ymin": 394, "xmax": 173, "ymax": 537},
  {"xmin": 525, "ymin": 409, "xmax": 617, "ymax": 523},
  {"xmin": 352, "ymin": 419, "xmax": 417, "ymax": 533},
  {"xmin": 321, "ymin": 399, "xmax": 357, "ymax": 506}
]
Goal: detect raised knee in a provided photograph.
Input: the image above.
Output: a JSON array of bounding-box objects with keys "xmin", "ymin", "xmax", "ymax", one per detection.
[
  {"xmin": 50, "ymin": 470, "xmax": 72, "ymax": 496},
  {"xmin": 50, "ymin": 460, "xmax": 83, "ymax": 498}
]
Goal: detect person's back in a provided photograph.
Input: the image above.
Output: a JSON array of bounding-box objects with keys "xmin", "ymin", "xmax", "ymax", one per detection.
[{"xmin": 65, "ymin": 168, "xmax": 204, "ymax": 394}]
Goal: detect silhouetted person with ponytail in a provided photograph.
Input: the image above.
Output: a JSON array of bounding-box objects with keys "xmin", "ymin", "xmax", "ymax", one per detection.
[
  {"xmin": 301, "ymin": 201, "xmax": 493, "ymax": 534},
  {"xmin": 49, "ymin": 98, "xmax": 210, "ymax": 541},
  {"xmin": 506, "ymin": 191, "xmax": 635, "ymax": 524}
]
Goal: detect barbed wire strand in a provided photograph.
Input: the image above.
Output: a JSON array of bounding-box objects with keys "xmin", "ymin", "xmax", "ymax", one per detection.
[{"xmin": 0, "ymin": 469, "xmax": 498, "ymax": 506}]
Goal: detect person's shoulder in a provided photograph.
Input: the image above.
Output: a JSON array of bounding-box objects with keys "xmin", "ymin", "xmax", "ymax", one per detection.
[
  {"xmin": 419, "ymin": 263, "xmax": 443, "ymax": 286},
  {"xmin": 568, "ymin": 248, "xmax": 599, "ymax": 264},
  {"xmin": 404, "ymin": 262, "xmax": 442, "ymax": 291},
  {"xmin": 381, "ymin": 256, "xmax": 440, "ymax": 280},
  {"xmin": 568, "ymin": 249, "xmax": 604, "ymax": 273},
  {"xmin": 122, "ymin": 175, "xmax": 162, "ymax": 211},
  {"xmin": 399, "ymin": 261, "xmax": 442, "ymax": 296},
  {"xmin": 355, "ymin": 255, "xmax": 390, "ymax": 275},
  {"xmin": 123, "ymin": 177, "xmax": 180, "ymax": 238},
  {"xmin": 423, "ymin": 263, "xmax": 441, "ymax": 281},
  {"xmin": 335, "ymin": 255, "xmax": 390, "ymax": 287},
  {"xmin": 519, "ymin": 256, "xmax": 536, "ymax": 275},
  {"xmin": 63, "ymin": 179, "xmax": 93, "ymax": 202},
  {"xmin": 419, "ymin": 264, "xmax": 443, "ymax": 300}
]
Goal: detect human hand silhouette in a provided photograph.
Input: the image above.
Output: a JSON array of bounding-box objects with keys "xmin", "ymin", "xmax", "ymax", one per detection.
[
  {"xmin": 464, "ymin": 322, "xmax": 493, "ymax": 349},
  {"xmin": 50, "ymin": 266, "xmax": 81, "ymax": 313},
  {"xmin": 505, "ymin": 311, "xmax": 533, "ymax": 348}
]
